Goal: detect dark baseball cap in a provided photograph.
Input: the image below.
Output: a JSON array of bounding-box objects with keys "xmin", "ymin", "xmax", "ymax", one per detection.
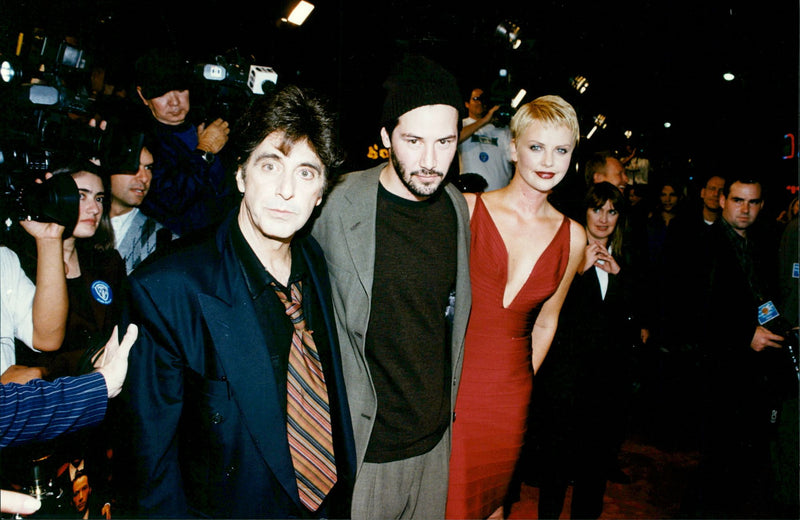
[{"xmin": 135, "ymin": 48, "xmax": 192, "ymax": 100}]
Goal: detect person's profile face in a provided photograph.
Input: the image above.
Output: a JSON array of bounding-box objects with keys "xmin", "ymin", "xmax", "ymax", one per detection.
[
  {"xmin": 72, "ymin": 476, "xmax": 90, "ymax": 513},
  {"xmin": 701, "ymin": 176, "xmax": 725, "ymax": 210},
  {"xmin": 466, "ymin": 89, "xmax": 486, "ymax": 119},
  {"xmin": 597, "ymin": 158, "xmax": 628, "ymax": 192},
  {"xmin": 111, "ymin": 147, "xmax": 154, "ymax": 210},
  {"xmin": 139, "ymin": 88, "xmax": 190, "ymax": 125},
  {"xmin": 72, "ymin": 171, "xmax": 105, "ymax": 239}
]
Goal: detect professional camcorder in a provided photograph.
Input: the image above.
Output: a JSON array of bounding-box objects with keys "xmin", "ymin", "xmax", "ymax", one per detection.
[
  {"xmin": 0, "ymin": 32, "xmax": 106, "ymax": 166},
  {"xmin": 193, "ymin": 49, "xmax": 278, "ymax": 123},
  {"xmin": 0, "ymin": 32, "xmax": 103, "ymax": 236}
]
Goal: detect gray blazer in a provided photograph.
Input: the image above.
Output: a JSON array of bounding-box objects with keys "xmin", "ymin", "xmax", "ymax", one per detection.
[{"xmin": 311, "ymin": 163, "xmax": 472, "ymax": 473}]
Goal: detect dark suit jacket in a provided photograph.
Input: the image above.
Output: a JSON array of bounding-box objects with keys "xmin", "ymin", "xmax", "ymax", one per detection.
[
  {"xmin": 528, "ymin": 260, "xmax": 641, "ymax": 481},
  {"xmin": 118, "ymin": 215, "xmax": 356, "ymax": 519}
]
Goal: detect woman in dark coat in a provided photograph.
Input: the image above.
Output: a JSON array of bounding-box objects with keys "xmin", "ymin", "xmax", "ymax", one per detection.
[{"xmin": 524, "ymin": 182, "xmax": 649, "ymax": 519}]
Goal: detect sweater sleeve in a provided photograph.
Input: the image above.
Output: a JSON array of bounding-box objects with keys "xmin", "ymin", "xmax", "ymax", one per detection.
[{"xmin": 0, "ymin": 371, "xmax": 108, "ymax": 448}]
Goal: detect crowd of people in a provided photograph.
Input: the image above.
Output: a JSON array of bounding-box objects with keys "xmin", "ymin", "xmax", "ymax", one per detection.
[{"xmin": 0, "ymin": 41, "xmax": 797, "ymax": 520}]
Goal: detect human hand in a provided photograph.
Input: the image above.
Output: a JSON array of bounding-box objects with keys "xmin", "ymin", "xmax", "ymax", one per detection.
[
  {"xmin": 593, "ymin": 248, "xmax": 620, "ymax": 275},
  {"xmin": 0, "ymin": 365, "xmax": 47, "ymax": 385},
  {"xmin": 101, "ymin": 502, "xmax": 111, "ymax": 519},
  {"xmin": 1, "ymin": 489, "xmax": 41, "ymax": 515},
  {"xmin": 484, "ymin": 105, "xmax": 501, "ymax": 123},
  {"xmin": 19, "ymin": 219, "xmax": 65, "ymax": 241},
  {"xmin": 581, "ymin": 242, "xmax": 619, "ymax": 274},
  {"xmin": 0, "ymin": 365, "xmax": 46, "ymax": 385},
  {"xmin": 750, "ymin": 325, "xmax": 784, "ymax": 352},
  {"xmin": 197, "ymin": 118, "xmax": 230, "ymax": 154},
  {"xmin": 93, "ymin": 324, "xmax": 139, "ymax": 398}
]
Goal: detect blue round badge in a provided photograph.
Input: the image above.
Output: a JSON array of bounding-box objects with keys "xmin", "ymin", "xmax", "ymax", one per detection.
[
  {"xmin": 479, "ymin": 152, "xmax": 490, "ymax": 163},
  {"xmin": 90, "ymin": 280, "xmax": 113, "ymax": 305}
]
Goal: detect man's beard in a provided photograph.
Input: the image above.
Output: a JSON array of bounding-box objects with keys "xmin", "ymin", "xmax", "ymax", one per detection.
[{"xmin": 390, "ymin": 149, "xmax": 447, "ymax": 198}]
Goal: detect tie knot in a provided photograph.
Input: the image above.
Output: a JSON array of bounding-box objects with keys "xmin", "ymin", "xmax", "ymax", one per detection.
[{"xmin": 271, "ymin": 281, "xmax": 304, "ymax": 328}]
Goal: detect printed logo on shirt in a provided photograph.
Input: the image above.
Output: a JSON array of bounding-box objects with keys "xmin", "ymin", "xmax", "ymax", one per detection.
[
  {"xmin": 479, "ymin": 152, "xmax": 490, "ymax": 163},
  {"xmin": 471, "ymin": 135, "xmax": 499, "ymax": 146},
  {"xmin": 91, "ymin": 280, "xmax": 113, "ymax": 305}
]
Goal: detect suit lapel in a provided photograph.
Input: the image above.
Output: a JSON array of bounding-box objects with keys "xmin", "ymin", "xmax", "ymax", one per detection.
[
  {"xmin": 197, "ymin": 241, "xmax": 299, "ymax": 504},
  {"xmin": 339, "ymin": 171, "xmax": 379, "ymax": 313}
]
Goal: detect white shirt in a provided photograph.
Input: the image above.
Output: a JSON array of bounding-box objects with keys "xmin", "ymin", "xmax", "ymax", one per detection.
[
  {"xmin": 458, "ymin": 117, "xmax": 514, "ymax": 192},
  {"xmin": 1, "ymin": 246, "xmax": 38, "ymax": 374},
  {"xmin": 111, "ymin": 208, "xmax": 138, "ymax": 249}
]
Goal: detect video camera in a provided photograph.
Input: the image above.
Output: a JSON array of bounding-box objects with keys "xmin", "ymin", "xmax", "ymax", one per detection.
[
  {"xmin": 192, "ymin": 49, "xmax": 278, "ymax": 123},
  {"xmin": 0, "ymin": 31, "xmax": 133, "ymax": 235},
  {"xmin": 0, "ymin": 31, "xmax": 106, "ymax": 168},
  {"xmin": 489, "ymin": 71, "xmax": 515, "ymax": 128}
]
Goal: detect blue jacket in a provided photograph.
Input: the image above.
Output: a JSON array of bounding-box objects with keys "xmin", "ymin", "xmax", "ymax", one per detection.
[{"xmin": 140, "ymin": 119, "xmax": 239, "ymax": 237}]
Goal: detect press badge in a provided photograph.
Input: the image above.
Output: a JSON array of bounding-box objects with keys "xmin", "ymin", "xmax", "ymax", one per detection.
[
  {"xmin": 757, "ymin": 300, "xmax": 779, "ymax": 325},
  {"xmin": 793, "ymin": 262, "xmax": 799, "ymax": 278},
  {"xmin": 91, "ymin": 280, "xmax": 113, "ymax": 305}
]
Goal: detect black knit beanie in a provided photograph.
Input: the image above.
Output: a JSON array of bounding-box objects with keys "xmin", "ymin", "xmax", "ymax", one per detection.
[{"xmin": 380, "ymin": 55, "xmax": 462, "ymax": 128}]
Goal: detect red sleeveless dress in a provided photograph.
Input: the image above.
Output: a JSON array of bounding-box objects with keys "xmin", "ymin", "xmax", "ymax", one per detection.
[{"xmin": 446, "ymin": 194, "xmax": 571, "ymax": 519}]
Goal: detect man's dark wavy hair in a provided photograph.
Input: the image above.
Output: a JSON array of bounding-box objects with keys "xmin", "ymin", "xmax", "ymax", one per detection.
[{"xmin": 231, "ymin": 85, "xmax": 344, "ymax": 194}]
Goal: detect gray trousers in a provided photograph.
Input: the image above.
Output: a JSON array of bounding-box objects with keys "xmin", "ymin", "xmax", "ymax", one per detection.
[{"xmin": 351, "ymin": 431, "xmax": 450, "ymax": 520}]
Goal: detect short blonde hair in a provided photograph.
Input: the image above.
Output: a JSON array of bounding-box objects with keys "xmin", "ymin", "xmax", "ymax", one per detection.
[{"xmin": 510, "ymin": 95, "xmax": 580, "ymax": 146}]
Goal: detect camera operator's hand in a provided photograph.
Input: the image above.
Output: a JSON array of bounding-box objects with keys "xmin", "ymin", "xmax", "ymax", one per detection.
[
  {"xmin": 19, "ymin": 220, "xmax": 65, "ymax": 241},
  {"xmin": 93, "ymin": 324, "xmax": 139, "ymax": 398},
  {"xmin": 0, "ymin": 365, "xmax": 47, "ymax": 385},
  {"xmin": 750, "ymin": 325, "xmax": 784, "ymax": 352},
  {"xmin": 485, "ymin": 105, "xmax": 501, "ymax": 122},
  {"xmin": 1, "ymin": 489, "xmax": 41, "ymax": 515},
  {"xmin": 197, "ymin": 118, "xmax": 230, "ymax": 154}
]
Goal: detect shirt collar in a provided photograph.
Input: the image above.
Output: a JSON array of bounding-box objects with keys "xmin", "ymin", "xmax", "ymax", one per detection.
[{"xmin": 230, "ymin": 218, "xmax": 307, "ymax": 299}]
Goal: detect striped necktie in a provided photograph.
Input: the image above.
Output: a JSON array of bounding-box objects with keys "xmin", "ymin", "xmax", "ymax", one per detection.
[{"xmin": 271, "ymin": 280, "xmax": 337, "ymax": 511}]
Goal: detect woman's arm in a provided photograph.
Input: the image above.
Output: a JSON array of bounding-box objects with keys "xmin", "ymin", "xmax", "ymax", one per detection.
[
  {"xmin": 20, "ymin": 220, "xmax": 68, "ymax": 352},
  {"xmin": 530, "ymin": 219, "xmax": 586, "ymax": 373}
]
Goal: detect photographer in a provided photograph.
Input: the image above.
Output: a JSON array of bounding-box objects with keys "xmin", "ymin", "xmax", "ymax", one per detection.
[
  {"xmin": 1, "ymin": 217, "xmax": 68, "ymax": 384},
  {"xmin": 13, "ymin": 160, "xmax": 127, "ymax": 380},
  {"xmin": 457, "ymin": 86, "xmax": 513, "ymax": 192},
  {"xmin": 133, "ymin": 47, "xmax": 239, "ymax": 238}
]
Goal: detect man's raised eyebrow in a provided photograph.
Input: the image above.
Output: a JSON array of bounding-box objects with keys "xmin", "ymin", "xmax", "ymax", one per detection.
[
  {"xmin": 252, "ymin": 151, "xmax": 282, "ymax": 163},
  {"xmin": 252, "ymin": 151, "xmax": 322, "ymax": 172}
]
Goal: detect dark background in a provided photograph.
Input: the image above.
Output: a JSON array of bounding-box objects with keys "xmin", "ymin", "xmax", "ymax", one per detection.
[{"xmin": 2, "ymin": 0, "xmax": 798, "ymax": 210}]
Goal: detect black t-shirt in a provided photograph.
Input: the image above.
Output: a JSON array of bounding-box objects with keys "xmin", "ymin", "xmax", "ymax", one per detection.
[{"xmin": 364, "ymin": 184, "xmax": 458, "ymax": 462}]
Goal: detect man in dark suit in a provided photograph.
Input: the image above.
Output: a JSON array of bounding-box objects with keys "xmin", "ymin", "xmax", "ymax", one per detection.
[
  {"xmin": 118, "ymin": 85, "xmax": 356, "ymax": 518},
  {"xmin": 685, "ymin": 175, "xmax": 792, "ymax": 519}
]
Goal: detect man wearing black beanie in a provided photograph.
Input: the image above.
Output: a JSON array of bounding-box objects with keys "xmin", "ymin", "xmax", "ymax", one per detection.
[{"xmin": 312, "ymin": 54, "xmax": 471, "ymax": 519}]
